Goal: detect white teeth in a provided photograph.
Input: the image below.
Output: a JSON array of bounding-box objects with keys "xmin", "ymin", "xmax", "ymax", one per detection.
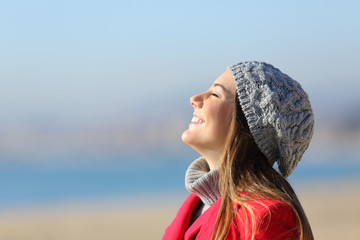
[{"xmin": 191, "ymin": 116, "xmax": 204, "ymax": 123}]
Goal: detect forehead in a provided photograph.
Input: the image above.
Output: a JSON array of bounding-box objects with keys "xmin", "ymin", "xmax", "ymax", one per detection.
[{"xmin": 212, "ymin": 69, "xmax": 236, "ymax": 96}]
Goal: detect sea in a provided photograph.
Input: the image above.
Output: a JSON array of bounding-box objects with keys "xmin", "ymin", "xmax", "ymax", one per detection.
[{"xmin": 0, "ymin": 150, "xmax": 359, "ymax": 211}]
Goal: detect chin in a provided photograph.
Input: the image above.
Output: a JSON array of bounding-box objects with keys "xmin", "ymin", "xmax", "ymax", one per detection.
[
  {"xmin": 181, "ymin": 129, "xmax": 207, "ymax": 152},
  {"xmin": 182, "ymin": 130, "xmax": 198, "ymax": 149},
  {"xmin": 181, "ymin": 129, "xmax": 191, "ymax": 145}
]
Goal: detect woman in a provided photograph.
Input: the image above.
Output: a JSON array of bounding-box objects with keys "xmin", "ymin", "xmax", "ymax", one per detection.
[{"xmin": 163, "ymin": 61, "xmax": 314, "ymax": 240}]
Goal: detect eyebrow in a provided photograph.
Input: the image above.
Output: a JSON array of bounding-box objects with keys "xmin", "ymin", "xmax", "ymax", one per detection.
[{"xmin": 213, "ymin": 83, "xmax": 226, "ymax": 90}]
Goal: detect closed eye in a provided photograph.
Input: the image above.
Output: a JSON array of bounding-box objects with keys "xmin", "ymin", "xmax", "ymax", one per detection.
[{"xmin": 211, "ymin": 93, "xmax": 219, "ymax": 98}]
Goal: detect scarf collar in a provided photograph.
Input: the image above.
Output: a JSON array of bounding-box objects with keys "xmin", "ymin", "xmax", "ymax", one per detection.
[{"xmin": 185, "ymin": 156, "xmax": 221, "ymax": 207}]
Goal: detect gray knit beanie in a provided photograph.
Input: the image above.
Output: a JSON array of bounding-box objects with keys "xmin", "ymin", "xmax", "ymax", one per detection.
[{"xmin": 228, "ymin": 61, "xmax": 314, "ymax": 177}]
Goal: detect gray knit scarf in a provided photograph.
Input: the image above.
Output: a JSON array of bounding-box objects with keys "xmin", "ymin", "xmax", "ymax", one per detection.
[{"xmin": 185, "ymin": 156, "xmax": 221, "ymax": 218}]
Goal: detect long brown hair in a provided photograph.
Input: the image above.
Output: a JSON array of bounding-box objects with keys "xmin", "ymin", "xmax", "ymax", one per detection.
[{"xmin": 211, "ymin": 94, "xmax": 314, "ymax": 240}]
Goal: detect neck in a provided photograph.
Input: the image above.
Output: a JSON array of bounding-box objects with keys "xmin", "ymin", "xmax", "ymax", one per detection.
[{"xmin": 197, "ymin": 149, "xmax": 222, "ymax": 170}]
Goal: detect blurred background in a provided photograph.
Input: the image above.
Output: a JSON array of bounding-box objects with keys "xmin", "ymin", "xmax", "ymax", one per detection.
[{"xmin": 0, "ymin": 0, "xmax": 359, "ymax": 239}]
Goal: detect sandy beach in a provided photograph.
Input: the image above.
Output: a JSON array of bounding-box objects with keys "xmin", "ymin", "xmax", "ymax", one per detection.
[{"xmin": 0, "ymin": 180, "xmax": 359, "ymax": 240}]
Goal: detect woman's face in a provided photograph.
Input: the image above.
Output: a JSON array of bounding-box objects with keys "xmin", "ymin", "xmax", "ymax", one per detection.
[{"xmin": 182, "ymin": 69, "xmax": 236, "ymax": 154}]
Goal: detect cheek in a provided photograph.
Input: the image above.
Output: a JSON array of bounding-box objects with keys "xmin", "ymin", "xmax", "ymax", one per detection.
[
  {"xmin": 207, "ymin": 104, "xmax": 233, "ymax": 143},
  {"xmin": 214, "ymin": 105, "xmax": 233, "ymax": 127}
]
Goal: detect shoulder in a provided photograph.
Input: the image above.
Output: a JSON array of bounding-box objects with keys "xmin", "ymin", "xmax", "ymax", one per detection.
[
  {"xmin": 228, "ymin": 197, "xmax": 300, "ymax": 240},
  {"xmin": 244, "ymin": 198, "xmax": 298, "ymax": 220}
]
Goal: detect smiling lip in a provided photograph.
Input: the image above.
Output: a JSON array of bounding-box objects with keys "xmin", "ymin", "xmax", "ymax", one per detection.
[{"xmin": 190, "ymin": 114, "xmax": 205, "ymax": 124}]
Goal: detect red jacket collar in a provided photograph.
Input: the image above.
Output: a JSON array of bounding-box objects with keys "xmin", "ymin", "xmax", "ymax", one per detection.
[{"xmin": 163, "ymin": 193, "xmax": 222, "ymax": 240}]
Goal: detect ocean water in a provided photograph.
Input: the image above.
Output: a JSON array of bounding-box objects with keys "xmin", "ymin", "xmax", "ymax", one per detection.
[
  {"xmin": 0, "ymin": 153, "xmax": 190, "ymax": 209},
  {"xmin": 0, "ymin": 151, "xmax": 359, "ymax": 210}
]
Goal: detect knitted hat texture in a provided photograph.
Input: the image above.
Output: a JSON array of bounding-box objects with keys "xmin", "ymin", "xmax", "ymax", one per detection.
[{"xmin": 228, "ymin": 61, "xmax": 314, "ymax": 177}]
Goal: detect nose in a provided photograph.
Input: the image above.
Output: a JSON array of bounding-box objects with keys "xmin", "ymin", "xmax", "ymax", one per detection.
[{"xmin": 190, "ymin": 93, "xmax": 204, "ymax": 109}]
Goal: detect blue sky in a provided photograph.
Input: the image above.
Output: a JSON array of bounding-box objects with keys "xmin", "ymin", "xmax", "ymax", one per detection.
[{"xmin": 1, "ymin": 0, "xmax": 359, "ymax": 127}]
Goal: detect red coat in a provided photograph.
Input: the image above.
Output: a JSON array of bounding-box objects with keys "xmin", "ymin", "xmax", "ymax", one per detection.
[{"xmin": 163, "ymin": 193, "xmax": 300, "ymax": 240}]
